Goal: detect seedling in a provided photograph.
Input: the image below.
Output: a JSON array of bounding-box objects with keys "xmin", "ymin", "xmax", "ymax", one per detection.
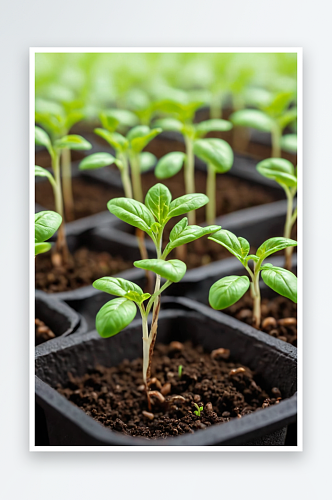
[
  {"xmin": 230, "ymin": 90, "xmax": 297, "ymax": 157},
  {"xmin": 35, "ymin": 210, "xmax": 62, "ymax": 256},
  {"xmin": 256, "ymin": 158, "xmax": 297, "ymax": 269},
  {"xmin": 93, "ymin": 183, "xmax": 221, "ymax": 407},
  {"xmin": 208, "ymin": 229, "xmax": 297, "ymax": 329},
  {"xmin": 154, "ymin": 93, "xmax": 232, "ymax": 224},
  {"xmin": 35, "ymin": 99, "xmax": 85, "ymax": 220},
  {"xmin": 193, "ymin": 403, "xmax": 203, "ymax": 417},
  {"xmin": 178, "ymin": 365, "xmax": 183, "ymax": 379},
  {"xmin": 193, "ymin": 138, "xmax": 234, "ymax": 224},
  {"xmin": 35, "ymin": 127, "xmax": 92, "ymax": 264}
]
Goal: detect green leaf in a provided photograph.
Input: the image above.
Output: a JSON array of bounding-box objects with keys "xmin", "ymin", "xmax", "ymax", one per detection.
[
  {"xmin": 93, "ymin": 277, "xmax": 144, "ymax": 298},
  {"xmin": 195, "ymin": 119, "xmax": 233, "ymax": 137},
  {"xmin": 95, "ymin": 298, "xmax": 137, "ymax": 338},
  {"xmin": 209, "ymin": 276, "xmax": 250, "ymax": 310},
  {"xmin": 167, "ymin": 193, "xmax": 209, "ymax": 220},
  {"xmin": 193, "ymin": 138, "xmax": 233, "ymax": 173},
  {"xmin": 100, "ymin": 112, "xmax": 119, "ymax": 132},
  {"xmin": 230, "ymin": 109, "xmax": 274, "ymax": 132},
  {"xmin": 280, "ymin": 134, "xmax": 297, "ymax": 153},
  {"xmin": 65, "ymin": 110, "xmax": 84, "ymax": 132},
  {"xmin": 277, "ymin": 107, "xmax": 297, "ymax": 131},
  {"xmin": 107, "ymin": 109, "xmax": 139, "ymax": 128},
  {"xmin": 79, "ymin": 152, "xmax": 116, "ymax": 171},
  {"xmin": 264, "ymin": 91, "xmax": 294, "ymax": 117},
  {"xmin": 34, "ymin": 165, "xmax": 55, "ymax": 185},
  {"xmin": 256, "ymin": 237, "xmax": 297, "ymax": 260},
  {"xmin": 107, "ymin": 198, "xmax": 155, "ymax": 237},
  {"xmin": 145, "ymin": 183, "xmax": 172, "ymax": 224},
  {"xmin": 35, "ymin": 126, "xmax": 53, "ymax": 155},
  {"xmin": 256, "ymin": 158, "xmax": 297, "ymax": 188},
  {"xmin": 127, "ymin": 126, "xmax": 162, "ymax": 153},
  {"xmin": 35, "ymin": 242, "xmax": 52, "ymax": 256},
  {"xmin": 261, "ymin": 265, "xmax": 297, "ymax": 303},
  {"xmin": 153, "ymin": 118, "xmax": 184, "ymax": 133},
  {"xmin": 134, "ymin": 259, "xmax": 186, "ymax": 283},
  {"xmin": 208, "ymin": 230, "xmax": 250, "ymax": 263},
  {"xmin": 94, "ymin": 128, "xmax": 128, "ymax": 151},
  {"xmin": 54, "ymin": 135, "xmax": 92, "ymax": 151},
  {"xmin": 165, "ymin": 222, "xmax": 221, "ymax": 253},
  {"xmin": 35, "ymin": 210, "xmax": 62, "ymax": 243},
  {"xmin": 155, "ymin": 152, "xmax": 186, "ymax": 179},
  {"xmin": 139, "ymin": 152, "xmax": 157, "ymax": 172}
]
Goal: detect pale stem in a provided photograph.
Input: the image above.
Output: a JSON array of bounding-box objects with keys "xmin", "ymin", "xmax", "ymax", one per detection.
[
  {"xmin": 252, "ymin": 261, "xmax": 262, "ymax": 329},
  {"xmin": 184, "ymin": 135, "xmax": 196, "ymax": 225},
  {"xmin": 271, "ymin": 124, "xmax": 281, "ymax": 158},
  {"xmin": 141, "ymin": 310, "xmax": 149, "ymax": 385},
  {"xmin": 119, "ymin": 153, "xmax": 133, "ymax": 199},
  {"xmin": 206, "ymin": 163, "xmax": 216, "ymax": 224},
  {"xmin": 210, "ymin": 94, "xmax": 222, "ymax": 119},
  {"xmin": 51, "ymin": 152, "xmax": 69, "ymax": 264},
  {"xmin": 61, "ymin": 148, "xmax": 74, "ymax": 221},
  {"xmin": 130, "ymin": 153, "xmax": 143, "ymax": 203},
  {"xmin": 284, "ymin": 187, "xmax": 297, "ymax": 270}
]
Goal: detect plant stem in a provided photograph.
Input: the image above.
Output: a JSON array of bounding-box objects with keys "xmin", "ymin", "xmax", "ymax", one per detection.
[
  {"xmin": 252, "ymin": 261, "xmax": 262, "ymax": 329},
  {"xmin": 184, "ymin": 135, "xmax": 196, "ymax": 225},
  {"xmin": 51, "ymin": 152, "xmax": 69, "ymax": 265},
  {"xmin": 206, "ymin": 163, "xmax": 216, "ymax": 224},
  {"xmin": 210, "ymin": 94, "xmax": 222, "ymax": 119},
  {"xmin": 119, "ymin": 153, "xmax": 133, "ymax": 199},
  {"xmin": 284, "ymin": 187, "xmax": 297, "ymax": 270},
  {"xmin": 129, "ymin": 153, "xmax": 143, "ymax": 203},
  {"xmin": 61, "ymin": 148, "xmax": 74, "ymax": 222},
  {"xmin": 271, "ymin": 124, "xmax": 281, "ymax": 158}
]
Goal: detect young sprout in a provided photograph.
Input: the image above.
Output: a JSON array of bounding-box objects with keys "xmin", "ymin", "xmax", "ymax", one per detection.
[
  {"xmin": 154, "ymin": 94, "xmax": 232, "ymax": 224},
  {"xmin": 35, "ymin": 127, "xmax": 92, "ymax": 265},
  {"xmin": 35, "ymin": 210, "xmax": 62, "ymax": 256},
  {"xmin": 193, "ymin": 403, "xmax": 203, "ymax": 417},
  {"xmin": 193, "ymin": 138, "xmax": 234, "ymax": 224},
  {"xmin": 208, "ymin": 230, "xmax": 297, "ymax": 329},
  {"xmin": 230, "ymin": 90, "xmax": 297, "ymax": 157},
  {"xmin": 256, "ymin": 158, "xmax": 297, "ymax": 270},
  {"xmin": 93, "ymin": 183, "xmax": 220, "ymax": 407},
  {"xmin": 35, "ymin": 99, "xmax": 85, "ymax": 221},
  {"xmin": 178, "ymin": 365, "xmax": 183, "ymax": 379}
]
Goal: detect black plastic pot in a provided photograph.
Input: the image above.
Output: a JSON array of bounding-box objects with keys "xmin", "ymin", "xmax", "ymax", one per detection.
[
  {"xmin": 35, "ymin": 290, "xmax": 88, "ymax": 445},
  {"xmin": 35, "ymin": 297, "xmax": 297, "ymax": 447}
]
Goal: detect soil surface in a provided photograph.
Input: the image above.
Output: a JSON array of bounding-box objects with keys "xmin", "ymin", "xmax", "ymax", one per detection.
[
  {"xmin": 35, "ymin": 318, "xmax": 55, "ymax": 345},
  {"xmin": 57, "ymin": 341, "xmax": 282, "ymax": 440},
  {"xmin": 224, "ymin": 292, "xmax": 297, "ymax": 346},
  {"xmin": 35, "ymin": 248, "xmax": 132, "ymax": 293}
]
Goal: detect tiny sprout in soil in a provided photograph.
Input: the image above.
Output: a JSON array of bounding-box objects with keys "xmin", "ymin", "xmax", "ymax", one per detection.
[
  {"xmin": 93, "ymin": 183, "xmax": 220, "ymax": 407},
  {"xmin": 194, "ymin": 403, "xmax": 203, "ymax": 417},
  {"xmin": 178, "ymin": 365, "xmax": 183, "ymax": 379},
  {"xmin": 208, "ymin": 229, "xmax": 297, "ymax": 329}
]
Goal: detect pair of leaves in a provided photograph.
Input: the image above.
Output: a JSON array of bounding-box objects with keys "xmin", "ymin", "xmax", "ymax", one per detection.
[
  {"xmin": 164, "ymin": 217, "xmax": 221, "ymax": 255},
  {"xmin": 126, "ymin": 125, "xmax": 162, "ymax": 153},
  {"xmin": 100, "ymin": 109, "xmax": 139, "ymax": 132},
  {"xmin": 230, "ymin": 109, "xmax": 274, "ymax": 132},
  {"xmin": 35, "ymin": 211, "xmax": 62, "ymax": 255},
  {"xmin": 107, "ymin": 184, "xmax": 209, "ymax": 236},
  {"xmin": 35, "ymin": 126, "xmax": 92, "ymax": 154},
  {"xmin": 209, "ymin": 264, "xmax": 297, "ymax": 310},
  {"xmin": 93, "ymin": 277, "xmax": 150, "ymax": 304},
  {"xmin": 256, "ymin": 158, "xmax": 297, "ymax": 189},
  {"xmin": 193, "ymin": 138, "xmax": 234, "ymax": 173},
  {"xmin": 134, "ymin": 259, "xmax": 186, "ymax": 282},
  {"xmin": 79, "ymin": 151, "xmax": 156, "ymax": 173},
  {"xmin": 209, "ymin": 229, "xmax": 297, "ymax": 264}
]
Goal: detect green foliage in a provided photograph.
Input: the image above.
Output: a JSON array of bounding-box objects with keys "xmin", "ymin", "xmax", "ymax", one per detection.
[
  {"xmin": 256, "ymin": 158, "xmax": 297, "ymax": 188},
  {"xmin": 35, "ymin": 126, "xmax": 53, "ymax": 156},
  {"xmin": 261, "ymin": 265, "xmax": 297, "ymax": 302},
  {"xmin": 195, "ymin": 119, "xmax": 233, "ymax": 137},
  {"xmin": 134, "ymin": 259, "xmax": 186, "ymax": 282},
  {"xmin": 54, "ymin": 135, "xmax": 92, "ymax": 151},
  {"xmin": 35, "ymin": 210, "xmax": 62, "ymax": 255},
  {"xmin": 139, "ymin": 152, "xmax": 157, "ymax": 172},
  {"xmin": 209, "ymin": 230, "xmax": 250, "ymax": 264},
  {"xmin": 79, "ymin": 152, "xmax": 116, "ymax": 170},
  {"xmin": 193, "ymin": 138, "xmax": 234, "ymax": 173},
  {"xmin": 194, "ymin": 403, "xmax": 203, "ymax": 417},
  {"xmin": 155, "ymin": 152, "xmax": 186, "ymax": 179},
  {"xmin": 209, "ymin": 275, "xmax": 250, "ymax": 310},
  {"xmin": 256, "ymin": 237, "xmax": 298, "ymax": 260},
  {"xmin": 280, "ymin": 134, "xmax": 297, "ymax": 153},
  {"xmin": 230, "ymin": 109, "xmax": 274, "ymax": 132},
  {"xmin": 95, "ymin": 298, "xmax": 137, "ymax": 338}
]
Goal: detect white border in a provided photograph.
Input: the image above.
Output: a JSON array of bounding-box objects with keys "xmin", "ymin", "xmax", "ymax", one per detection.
[{"xmin": 30, "ymin": 47, "xmax": 302, "ymax": 452}]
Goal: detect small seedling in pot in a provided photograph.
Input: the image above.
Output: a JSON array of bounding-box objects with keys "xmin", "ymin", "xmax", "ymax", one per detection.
[
  {"xmin": 35, "ymin": 127, "xmax": 92, "ymax": 265},
  {"xmin": 35, "ymin": 210, "xmax": 62, "ymax": 256},
  {"xmin": 230, "ymin": 90, "xmax": 297, "ymax": 158},
  {"xmin": 208, "ymin": 229, "xmax": 297, "ymax": 329},
  {"xmin": 93, "ymin": 183, "xmax": 221, "ymax": 407},
  {"xmin": 193, "ymin": 138, "xmax": 234, "ymax": 224},
  {"xmin": 35, "ymin": 99, "xmax": 85, "ymax": 221},
  {"xmin": 256, "ymin": 158, "xmax": 297, "ymax": 270},
  {"xmin": 154, "ymin": 94, "xmax": 232, "ymax": 224},
  {"xmin": 193, "ymin": 403, "xmax": 203, "ymax": 417},
  {"xmin": 178, "ymin": 365, "xmax": 183, "ymax": 379}
]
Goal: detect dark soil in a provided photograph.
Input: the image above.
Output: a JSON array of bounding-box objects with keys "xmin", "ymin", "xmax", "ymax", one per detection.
[
  {"xmin": 35, "ymin": 177, "xmax": 122, "ymax": 221},
  {"xmin": 224, "ymin": 292, "xmax": 297, "ymax": 346},
  {"xmin": 35, "ymin": 318, "xmax": 55, "ymax": 345},
  {"xmin": 35, "ymin": 248, "xmax": 132, "ymax": 293},
  {"xmin": 57, "ymin": 341, "xmax": 282, "ymax": 440}
]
